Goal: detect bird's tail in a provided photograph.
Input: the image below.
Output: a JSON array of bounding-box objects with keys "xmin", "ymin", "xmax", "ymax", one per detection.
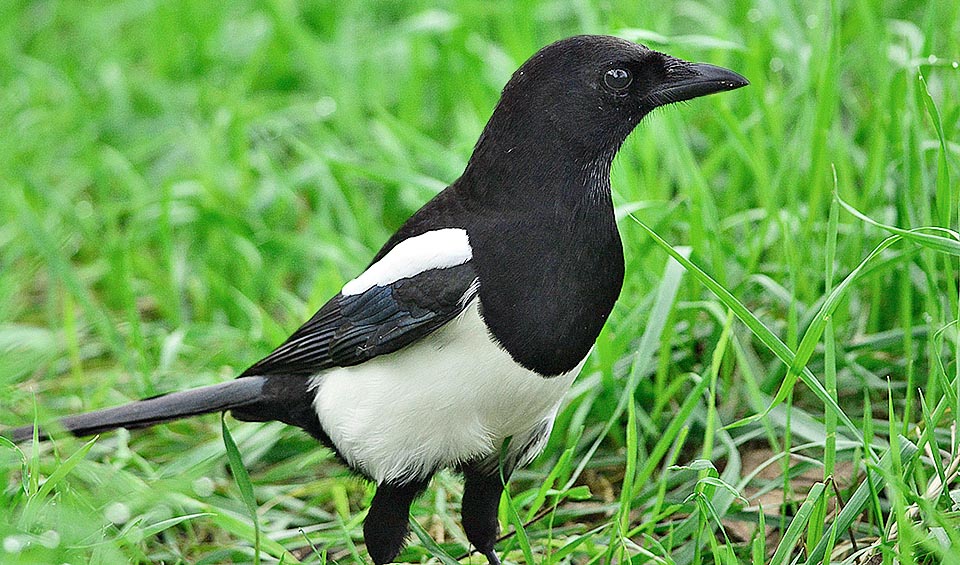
[{"xmin": 7, "ymin": 377, "xmax": 267, "ymax": 443}]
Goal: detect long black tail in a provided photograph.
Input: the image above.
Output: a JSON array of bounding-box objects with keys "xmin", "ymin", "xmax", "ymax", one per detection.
[{"xmin": 7, "ymin": 377, "xmax": 267, "ymax": 443}]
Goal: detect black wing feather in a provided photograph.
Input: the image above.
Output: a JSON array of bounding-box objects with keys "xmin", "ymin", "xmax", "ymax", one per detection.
[{"xmin": 240, "ymin": 262, "xmax": 478, "ymax": 377}]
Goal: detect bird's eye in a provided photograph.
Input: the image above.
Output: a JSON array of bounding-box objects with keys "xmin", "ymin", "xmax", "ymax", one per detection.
[{"xmin": 603, "ymin": 68, "xmax": 633, "ymax": 91}]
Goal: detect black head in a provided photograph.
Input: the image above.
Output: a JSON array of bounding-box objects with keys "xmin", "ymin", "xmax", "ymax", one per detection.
[{"xmin": 476, "ymin": 35, "xmax": 749, "ymax": 161}]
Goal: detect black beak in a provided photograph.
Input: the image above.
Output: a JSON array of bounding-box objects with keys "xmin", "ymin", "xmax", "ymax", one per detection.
[{"xmin": 643, "ymin": 60, "xmax": 749, "ymax": 108}]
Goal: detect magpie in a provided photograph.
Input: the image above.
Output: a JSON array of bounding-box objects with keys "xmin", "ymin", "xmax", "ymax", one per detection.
[{"xmin": 8, "ymin": 35, "xmax": 746, "ymax": 564}]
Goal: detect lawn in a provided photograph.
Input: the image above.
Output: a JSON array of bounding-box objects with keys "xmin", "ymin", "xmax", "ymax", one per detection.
[{"xmin": 2, "ymin": 0, "xmax": 959, "ymax": 563}]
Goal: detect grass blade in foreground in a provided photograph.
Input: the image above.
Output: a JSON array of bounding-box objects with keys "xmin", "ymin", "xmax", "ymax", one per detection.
[
  {"xmin": 565, "ymin": 247, "xmax": 691, "ymax": 490},
  {"xmin": 629, "ymin": 214, "xmax": 868, "ymax": 452},
  {"xmin": 768, "ymin": 482, "xmax": 825, "ymax": 565},
  {"xmin": 222, "ymin": 415, "xmax": 263, "ymax": 565},
  {"xmin": 409, "ymin": 519, "xmax": 461, "ymax": 565},
  {"xmin": 836, "ymin": 193, "xmax": 960, "ymax": 254},
  {"xmin": 804, "ymin": 437, "xmax": 920, "ymax": 565},
  {"xmin": 19, "ymin": 436, "xmax": 98, "ymax": 527}
]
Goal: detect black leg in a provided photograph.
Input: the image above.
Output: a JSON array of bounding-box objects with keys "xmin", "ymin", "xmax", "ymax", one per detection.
[
  {"xmin": 364, "ymin": 479, "xmax": 430, "ymax": 564},
  {"xmin": 461, "ymin": 464, "xmax": 509, "ymax": 565}
]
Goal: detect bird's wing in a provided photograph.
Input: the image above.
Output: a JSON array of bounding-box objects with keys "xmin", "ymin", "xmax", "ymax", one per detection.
[{"xmin": 241, "ymin": 229, "xmax": 478, "ymax": 377}]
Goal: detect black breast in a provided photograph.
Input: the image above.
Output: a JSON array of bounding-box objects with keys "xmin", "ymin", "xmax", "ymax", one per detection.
[{"xmin": 467, "ymin": 208, "xmax": 624, "ymax": 376}]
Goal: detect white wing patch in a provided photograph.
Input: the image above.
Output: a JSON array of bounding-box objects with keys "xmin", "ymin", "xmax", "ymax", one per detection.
[{"xmin": 342, "ymin": 228, "xmax": 473, "ymax": 296}]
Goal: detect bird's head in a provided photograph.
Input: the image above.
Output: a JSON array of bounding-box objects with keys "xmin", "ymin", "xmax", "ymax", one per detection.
[{"xmin": 478, "ymin": 35, "xmax": 749, "ymax": 162}]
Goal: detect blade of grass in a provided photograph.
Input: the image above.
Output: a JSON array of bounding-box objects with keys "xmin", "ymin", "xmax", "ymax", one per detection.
[
  {"xmin": 524, "ymin": 431, "xmax": 580, "ymax": 522},
  {"xmin": 629, "ymin": 214, "xmax": 871, "ymax": 457},
  {"xmin": 140, "ymin": 513, "xmax": 215, "ymax": 538},
  {"xmin": 617, "ymin": 395, "xmax": 639, "ymax": 535},
  {"xmin": 20, "ymin": 436, "xmax": 98, "ymax": 527},
  {"xmin": 631, "ymin": 372, "xmax": 712, "ymax": 499},
  {"xmin": 409, "ymin": 519, "xmax": 462, "ymax": 565},
  {"xmin": 769, "ymin": 482, "xmax": 826, "ymax": 565},
  {"xmin": 917, "ymin": 71, "xmax": 952, "ymax": 229},
  {"xmin": 804, "ymin": 437, "xmax": 920, "ymax": 565},
  {"xmin": 498, "ymin": 439, "xmax": 535, "ymax": 564},
  {"xmin": 811, "ymin": 180, "xmax": 841, "ymax": 555},
  {"xmin": 752, "ymin": 503, "xmax": 766, "ymax": 565},
  {"xmin": 221, "ymin": 415, "xmax": 261, "ymax": 565},
  {"xmin": 565, "ymin": 247, "xmax": 691, "ymax": 490},
  {"xmin": 202, "ymin": 507, "xmax": 299, "ymax": 561},
  {"xmin": 702, "ymin": 310, "xmax": 735, "ymax": 465},
  {"xmin": 837, "ymin": 193, "xmax": 960, "ymax": 254},
  {"xmin": 501, "ymin": 477, "xmax": 535, "ymax": 565}
]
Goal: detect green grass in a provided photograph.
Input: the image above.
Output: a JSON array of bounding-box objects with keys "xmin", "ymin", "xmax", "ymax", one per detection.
[{"xmin": 2, "ymin": 0, "xmax": 960, "ymax": 563}]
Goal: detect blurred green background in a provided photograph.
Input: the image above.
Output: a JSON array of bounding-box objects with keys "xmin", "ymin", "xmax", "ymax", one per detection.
[{"xmin": 2, "ymin": 0, "xmax": 959, "ymax": 563}]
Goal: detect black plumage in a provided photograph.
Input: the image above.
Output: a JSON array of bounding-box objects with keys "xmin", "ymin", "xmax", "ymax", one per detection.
[{"xmin": 240, "ymin": 263, "xmax": 478, "ymax": 376}]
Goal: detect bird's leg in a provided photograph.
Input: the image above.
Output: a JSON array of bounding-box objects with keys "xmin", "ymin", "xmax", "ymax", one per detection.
[
  {"xmin": 363, "ymin": 478, "xmax": 430, "ymax": 564},
  {"xmin": 461, "ymin": 464, "xmax": 510, "ymax": 565}
]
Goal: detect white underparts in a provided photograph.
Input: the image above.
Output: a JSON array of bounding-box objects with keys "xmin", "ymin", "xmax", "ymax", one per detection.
[
  {"xmin": 341, "ymin": 228, "xmax": 473, "ymax": 296},
  {"xmin": 310, "ymin": 299, "xmax": 584, "ymax": 484}
]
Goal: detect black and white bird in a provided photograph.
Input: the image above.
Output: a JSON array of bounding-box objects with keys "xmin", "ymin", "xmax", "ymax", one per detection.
[{"xmin": 8, "ymin": 35, "xmax": 746, "ymax": 564}]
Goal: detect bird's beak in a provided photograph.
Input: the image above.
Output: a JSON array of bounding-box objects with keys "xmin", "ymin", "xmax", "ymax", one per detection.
[{"xmin": 643, "ymin": 60, "xmax": 749, "ymax": 108}]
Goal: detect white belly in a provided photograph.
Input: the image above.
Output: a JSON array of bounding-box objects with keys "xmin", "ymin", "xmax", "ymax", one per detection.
[{"xmin": 311, "ymin": 299, "xmax": 582, "ymax": 484}]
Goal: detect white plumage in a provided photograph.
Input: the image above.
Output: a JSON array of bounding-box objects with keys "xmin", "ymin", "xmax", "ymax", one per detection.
[
  {"xmin": 311, "ymin": 299, "xmax": 582, "ymax": 484},
  {"xmin": 341, "ymin": 228, "xmax": 472, "ymax": 296}
]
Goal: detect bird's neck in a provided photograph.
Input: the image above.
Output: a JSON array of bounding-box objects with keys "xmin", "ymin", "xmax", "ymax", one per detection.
[{"xmin": 460, "ymin": 131, "xmax": 618, "ymax": 216}]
